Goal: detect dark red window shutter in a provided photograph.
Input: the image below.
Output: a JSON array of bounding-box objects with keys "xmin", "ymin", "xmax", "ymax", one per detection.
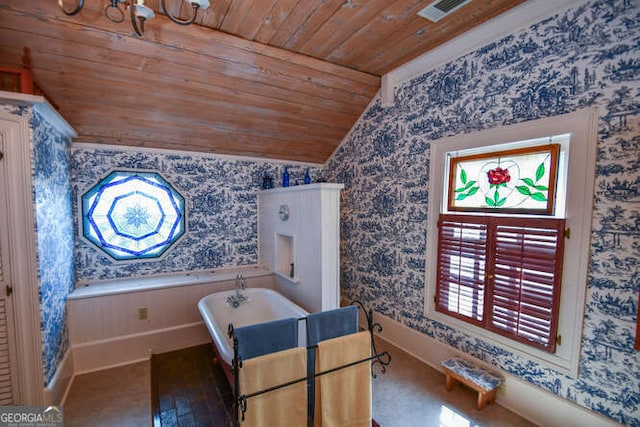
[
  {"xmin": 488, "ymin": 217, "xmax": 565, "ymax": 352},
  {"xmin": 436, "ymin": 214, "xmax": 488, "ymax": 326},
  {"xmin": 436, "ymin": 214, "xmax": 565, "ymax": 353}
]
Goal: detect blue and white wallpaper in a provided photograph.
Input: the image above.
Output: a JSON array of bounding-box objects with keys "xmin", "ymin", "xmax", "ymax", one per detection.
[
  {"xmin": 0, "ymin": 102, "xmax": 76, "ymax": 386},
  {"xmin": 32, "ymin": 110, "xmax": 75, "ymax": 385},
  {"xmin": 71, "ymin": 148, "xmax": 322, "ymax": 282},
  {"xmin": 325, "ymin": 1, "xmax": 640, "ymax": 425}
]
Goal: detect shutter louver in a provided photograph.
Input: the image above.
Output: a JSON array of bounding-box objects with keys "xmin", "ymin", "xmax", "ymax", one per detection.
[
  {"xmin": 489, "ymin": 218, "xmax": 565, "ymax": 352},
  {"xmin": 436, "ymin": 215, "xmax": 487, "ymax": 325},
  {"xmin": 0, "ymin": 154, "xmax": 14, "ymax": 404},
  {"xmin": 435, "ymin": 214, "xmax": 565, "ymax": 354},
  {"xmin": 0, "ymin": 298, "xmax": 12, "ymax": 405}
]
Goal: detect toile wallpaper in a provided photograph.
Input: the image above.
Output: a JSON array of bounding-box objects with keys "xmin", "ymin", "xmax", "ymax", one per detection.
[
  {"xmin": 2, "ymin": 1, "xmax": 638, "ymax": 418},
  {"xmin": 32, "ymin": 110, "xmax": 75, "ymax": 385},
  {"xmin": 0, "ymin": 102, "xmax": 76, "ymax": 385},
  {"xmin": 71, "ymin": 148, "xmax": 322, "ymax": 282},
  {"xmin": 325, "ymin": 0, "xmax": 639, "ymax": 425}
]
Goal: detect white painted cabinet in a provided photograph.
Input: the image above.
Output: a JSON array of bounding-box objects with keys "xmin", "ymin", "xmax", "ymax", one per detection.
[{"xmin": 258, "ymin": 183, "xmax": 343, "ymax": 312}]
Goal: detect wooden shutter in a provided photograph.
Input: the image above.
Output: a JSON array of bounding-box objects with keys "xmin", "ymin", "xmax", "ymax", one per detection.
[
  {"xmin": 488, "ymin": 217, "xmax": 565, "ymax": 352},
  {"xmin": 0, "ymin": 298, "xmax": 12, "ymax": 405},
  {"xmin": 0, "ymin": 215, "xmax": 13, "ymax": 405},
  {"xmin": 0, "ymin": 136, "xmax": 14, "ymax": 405},
  {"xmin": 436, "ymin": 214, "xmax": 565, "ymax": 353},
  {"xmin": 436, "ymin": 214, "xmax": 487, "ymax": 325}
]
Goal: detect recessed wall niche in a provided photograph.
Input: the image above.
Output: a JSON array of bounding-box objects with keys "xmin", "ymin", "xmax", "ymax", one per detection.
[{"xmin": 275, "ymin": 233, "xmax": 295, "ymax": 280}]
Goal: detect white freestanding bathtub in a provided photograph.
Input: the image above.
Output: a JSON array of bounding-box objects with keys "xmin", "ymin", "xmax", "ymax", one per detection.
[{"xmin": 198, "ymin": 287, "xmax": 308, "ymax": 383}]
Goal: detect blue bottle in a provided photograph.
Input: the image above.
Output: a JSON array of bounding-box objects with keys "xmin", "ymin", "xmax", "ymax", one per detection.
[
  {"xmin": 282, "ymin": 167, "xmax": 290, "ymax": 187},
  {"xmin": 304, "ymin": 168, "xmax": 311, "ymax": 184}
]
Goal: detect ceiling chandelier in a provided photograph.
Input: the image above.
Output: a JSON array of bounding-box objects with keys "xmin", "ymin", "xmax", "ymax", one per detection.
[{"xmin": 58, "ymin": 0, "xmax": 211, "ymax": 37}]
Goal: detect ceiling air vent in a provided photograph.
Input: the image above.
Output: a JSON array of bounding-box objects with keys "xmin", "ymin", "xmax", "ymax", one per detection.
[{"xmin": 418, "ymin": 0, "xmax": 472, "ymax": 22}]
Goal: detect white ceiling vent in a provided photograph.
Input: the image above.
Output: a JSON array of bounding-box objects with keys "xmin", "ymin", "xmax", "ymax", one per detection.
[{"xmin": 418, "ymin": 0, "xmax": 472, "ymax": 22}]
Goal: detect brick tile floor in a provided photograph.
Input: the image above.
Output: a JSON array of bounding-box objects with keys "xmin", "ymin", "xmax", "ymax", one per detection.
[{"xmin": 152, "ymin": 344, "xmax": 234, "ymax": 427}]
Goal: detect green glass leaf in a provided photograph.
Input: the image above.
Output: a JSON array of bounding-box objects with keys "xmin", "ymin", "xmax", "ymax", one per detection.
[
  {"xmin": 464, "ymin": 180, "xmax": 477, "ymax": 190},
  {"xmin": 497, "ymin": 197, "xmax": 507, "ymax": 206},
  {"xmin": 536, "ymin": 162, "xmax": 545, "ymax": 181},
  {"xmin": 485, "ymin": 196, "xmax": 495, "ymax": 206},
  {"xmin": 531, "ymin": 192, "xmax": 547, "ymax": 201},
  {"xmin": 455, "ymin": 181, "xmax": 478, "ymax": 193},
  {"xmin": 534, "ymin": 184, "xmax": 549, "ymax": 191},
  {"xmin": 461, "ymin": 169, "xmax": 467, "ymax": 185},
  {"xmin": 456, "ymin": 193, "xmax": 468, "ymax": 200},
  {"xmin": 522, "ymin": 178, "xmax": 535, "ymax": 186},
  {"xmin": 467, "ymin": 186, "xmax": 480, "ymax": 196},
  {"xmin": 516, "ymin": 186, "xmax": 531, "ymax": 196}
]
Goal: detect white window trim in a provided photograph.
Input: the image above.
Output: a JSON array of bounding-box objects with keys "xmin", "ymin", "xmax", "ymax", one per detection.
[{"xmin": 424, "ymin": 108, "xmax": 598, "ymax": 377}]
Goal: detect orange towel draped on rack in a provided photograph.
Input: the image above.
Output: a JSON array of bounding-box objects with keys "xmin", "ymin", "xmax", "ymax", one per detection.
[
  {"xmin": 314, "ymin": 331, "xmax": 372, "ymax": 427},
  {"xmin": 238, "ymin": 347, "xmax": 307, "ymax": 427}
]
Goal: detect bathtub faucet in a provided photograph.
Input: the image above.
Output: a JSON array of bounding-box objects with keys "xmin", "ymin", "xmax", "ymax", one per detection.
[
  {"xmin": 236, "ymin": 272, "xmax": 246, "ymax": 299},
  {"xmin": 227, "ymin": 272, "xmax": 247, "ymax": 308}
]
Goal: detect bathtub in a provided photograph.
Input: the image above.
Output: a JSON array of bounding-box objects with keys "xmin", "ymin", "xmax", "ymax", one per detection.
[{"xmin": 198, "ymin": 287, "xmax": 308, "ymax": 382}]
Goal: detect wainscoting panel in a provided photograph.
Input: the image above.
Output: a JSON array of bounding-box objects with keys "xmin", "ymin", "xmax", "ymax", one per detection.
[{"xmin": 68, "ymin": 273, "xmax": 276, "ymax": 373}]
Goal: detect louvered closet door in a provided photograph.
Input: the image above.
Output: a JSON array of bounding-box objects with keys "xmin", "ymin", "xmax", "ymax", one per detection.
[{"xmin": 0, "ymin": 134, "xmax": 17, "ymax": 405}]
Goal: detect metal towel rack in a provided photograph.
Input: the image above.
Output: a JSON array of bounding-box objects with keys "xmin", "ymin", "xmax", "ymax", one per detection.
[{"xmin": 227, "ymin": 301, "xmax": 392, "ymax": 425}]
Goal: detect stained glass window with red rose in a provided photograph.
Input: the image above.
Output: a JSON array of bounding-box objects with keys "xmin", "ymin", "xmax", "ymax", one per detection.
[
  {"xmin": 437, "ymin": 142, "xmax": 566, "ymax": 353},
  {"xmin": 447, "ymin": 144, "xmax": 559, "ymax": 215}
]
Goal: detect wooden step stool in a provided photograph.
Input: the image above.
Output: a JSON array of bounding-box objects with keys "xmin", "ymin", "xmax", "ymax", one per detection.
[{"xmin": 441, "ymin": 357, "xmax": 504, "ymax": 410}]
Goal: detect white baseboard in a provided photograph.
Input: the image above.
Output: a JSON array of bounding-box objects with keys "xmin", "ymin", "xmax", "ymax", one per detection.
[
  {"xmin": 371, "ymin": 312, "xmax": 621, "ymax": 427},
  {"xmin": 71, "ymin": 321, "xmax": 211, "ymax": 375},
  {"xmin": 43, "ymin": 349, "xmax": 74, "ymax": 406}
]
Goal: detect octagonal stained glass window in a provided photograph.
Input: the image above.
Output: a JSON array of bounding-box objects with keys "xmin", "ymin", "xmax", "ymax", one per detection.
[{"xmin": 81, "ymin": 170, "xmax": 186, "ymax": 261}]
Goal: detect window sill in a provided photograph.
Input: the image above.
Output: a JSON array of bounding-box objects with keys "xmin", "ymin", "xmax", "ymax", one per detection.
[{"xmin": 69, "ymin": 265, "xmax": 271, "ymax": 300}]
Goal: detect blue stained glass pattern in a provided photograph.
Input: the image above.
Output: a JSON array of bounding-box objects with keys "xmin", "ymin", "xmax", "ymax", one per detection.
[{"xmin": 81, "ymin": 171, "xmax": 185, "ymax": 260}]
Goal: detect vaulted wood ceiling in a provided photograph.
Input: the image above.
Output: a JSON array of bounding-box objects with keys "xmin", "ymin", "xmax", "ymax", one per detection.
[{"xmin": 0, "ymin": 0, "xmax": 525, "ymax": 163}]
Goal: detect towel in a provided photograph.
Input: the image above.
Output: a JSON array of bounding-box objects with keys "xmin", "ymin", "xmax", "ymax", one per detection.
[
  {"xmin": 234, "ymin": 317, "xmax": 299, "ymax": 361},
  {"xmin": 239, "ymin": 347, "xmax": 307, "ymax": 427},
  {"xmin": 306, "ymin": 306, "xmax": 359, "ymax": 346},
  {"xmin": 306, "ymin": 306, "xmax": 359, "ymax": 418},
  {"xmin": 314, "ymin": 331, "xmax": 372, "ymax": 427}
]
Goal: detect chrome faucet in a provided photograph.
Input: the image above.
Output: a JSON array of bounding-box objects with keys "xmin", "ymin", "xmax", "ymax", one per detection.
[
  {"xmin": 227, "ymin": 272, "xmax": 247, "ymax": 308},
  {"xmin": 235, "ymin": 272, "xmax": 245, "ymax": 300}
]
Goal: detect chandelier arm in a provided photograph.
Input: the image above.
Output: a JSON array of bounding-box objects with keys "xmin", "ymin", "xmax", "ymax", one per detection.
[
  {"xmin": 129, "ymin": 1, "xmax": 144, "ymax": 37},
  {"xmin": 58, "ymin": 0, "xmax": 84, "ymax": 16},
  {"xmin": 160, "ymin": 0, "xmax": 200, "ymax": 26},
  {"xmin": 104, "ymin": 2, "xmax": 125, "ymax": 24}
]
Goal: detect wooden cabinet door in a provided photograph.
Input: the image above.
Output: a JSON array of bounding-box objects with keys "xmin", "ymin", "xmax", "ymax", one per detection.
[{"xmin": 0, "ymin": 133, "xmax": 19, "ymax": 405}]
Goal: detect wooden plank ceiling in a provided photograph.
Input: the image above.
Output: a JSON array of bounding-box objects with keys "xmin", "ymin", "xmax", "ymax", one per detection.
[{"xmin": 0, "ymin": 0, "xmax": 525, "ymax": 163}]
